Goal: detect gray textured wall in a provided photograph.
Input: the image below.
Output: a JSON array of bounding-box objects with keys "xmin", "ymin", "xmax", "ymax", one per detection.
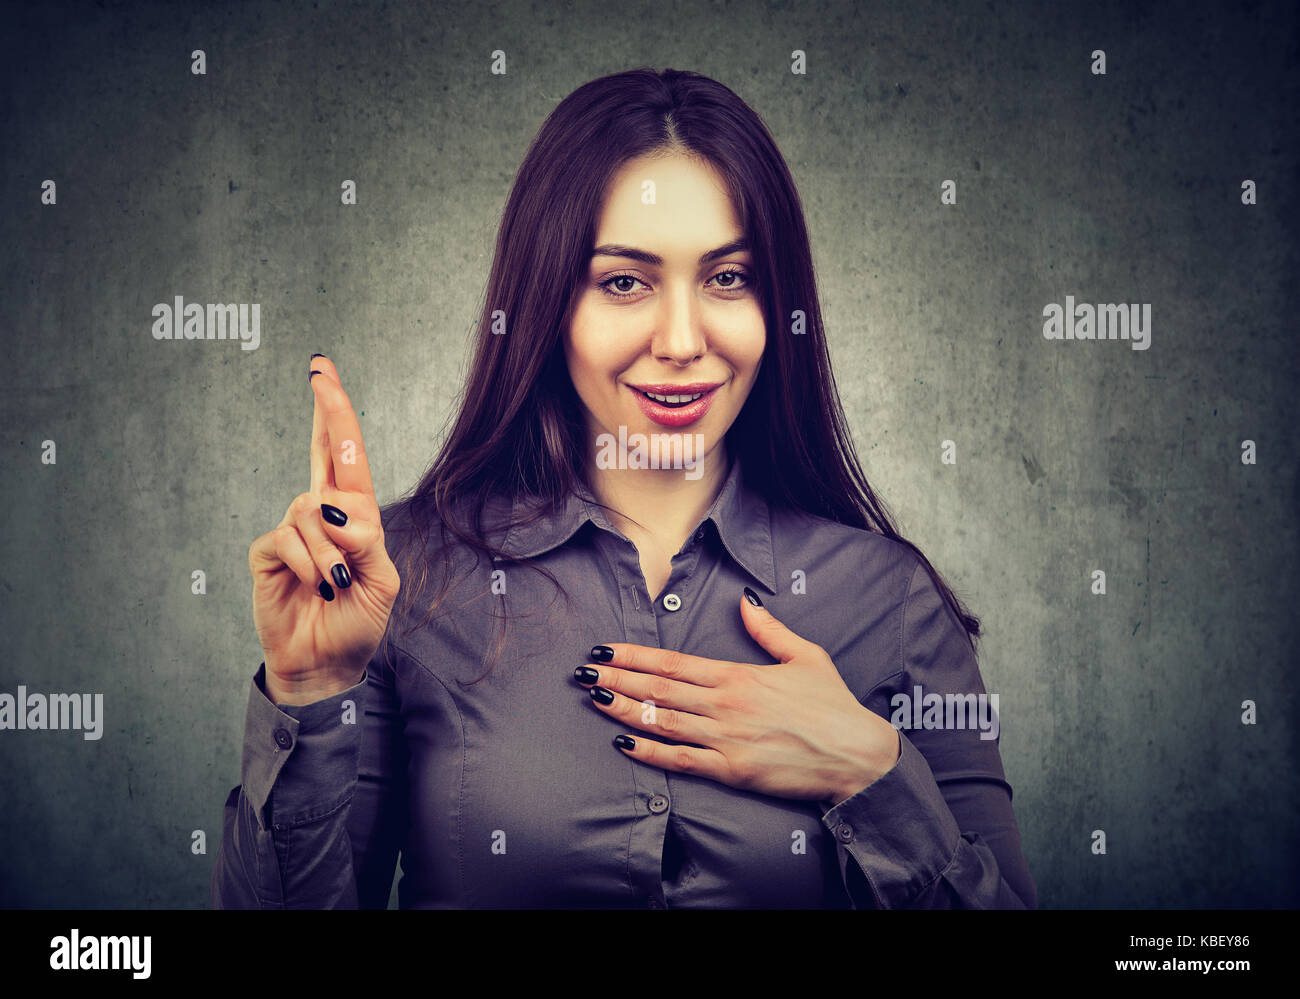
[{"xmin": 1, "ymin": 0, "xmax": 1296, "ymax": 908}]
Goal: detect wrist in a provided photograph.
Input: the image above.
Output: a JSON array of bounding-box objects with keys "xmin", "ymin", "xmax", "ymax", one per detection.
[
  {"xmin": 263, "ymin": 666, "xmax": 364, "ymax": 706},
  {"xmin": 828, "ymin": 713, "xmax": 901, "ymax": 806}
]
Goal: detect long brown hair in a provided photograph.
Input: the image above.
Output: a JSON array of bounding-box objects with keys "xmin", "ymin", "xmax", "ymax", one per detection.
[{"xmin": 381, "ymin": 67, "xmax": 980, "ymax": 675}]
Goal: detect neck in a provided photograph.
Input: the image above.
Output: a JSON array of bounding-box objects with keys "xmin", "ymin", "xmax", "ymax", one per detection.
[{"xmin": 585, "ymin": 436, "xmax": 731, "ymax": 554}]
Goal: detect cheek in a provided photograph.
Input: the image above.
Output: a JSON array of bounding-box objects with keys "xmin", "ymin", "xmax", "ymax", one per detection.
[
  {"xmin": 564, "ymin": 302, "xmax": 602, "ymax": 376},
  {"xmin": 571, "ymin": 307, "xmax": 646, "ymax": 373},
  {"xmin": 722, "ymin": 310, "xmax": 767, "ymax": 374}
]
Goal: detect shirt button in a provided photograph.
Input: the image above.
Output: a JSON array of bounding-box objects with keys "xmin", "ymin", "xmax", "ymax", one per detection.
[
  {"xmin": 694, "ymin": 529, "xmax": 704, "ymax": 541},
  {"xmin": 273, "ymin": 728, "xmax": 293, "ymax": 750},
  {"xmin": 648, "ymin": 793, "xmax": 670, "ymax": 814},
  {"xmin": 661, "ymin": 593, "xmax": 681, "ymax": 611},
  {"xmin": 835, "ymin": 822, "xmax": 854, "ymax": 843},
  {"xmin": 648, "ymin": 897, "xmax": 662, "ymax": 909}
]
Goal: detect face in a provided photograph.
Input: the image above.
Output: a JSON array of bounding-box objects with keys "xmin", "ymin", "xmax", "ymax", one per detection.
[{"xmin": 563, "ymin": 151, "xmax": 766, "ymax": 480}]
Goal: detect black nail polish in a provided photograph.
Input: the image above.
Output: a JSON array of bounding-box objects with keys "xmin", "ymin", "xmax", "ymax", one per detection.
[
  {"xmin": 574, "ymin": 666, "xmax": 599, "ymax": 684},
  {"xmin": 319, "ymin": 580, "xmax": 335, "ymax": 601},
  {"xmin": 743, "ymin": 586, "xmax": 763, "ymax": 607},
  {"xmin": 591, "ymin": 645, "xmax": 614, "ymax": 662},
  {"xmin": 309, "ymin": 369, "xmax": 322, "ymax": 382},
  {"xmin": 590, "ymin": 685, "xmax": 614, "ymax": 705},
  {"xmin": 310, "ymin": 352, "xmax": 328, "ymax": 360},
  {"xmin": 321, "ymin": 503, "xmax": 348, "ymax": 526},
  {"xmin": 331, "ymin": 563, "xmax": 351, "ymax": 589},
  {"xmin": 614, "ymin": 735, "xmax": 635, "ymax": 751}
]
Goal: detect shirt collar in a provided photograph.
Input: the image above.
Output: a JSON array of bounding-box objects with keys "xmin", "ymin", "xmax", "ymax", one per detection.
[{"xmin": 489, "ymin": 451, "xmax": 777, "ymax": 594}]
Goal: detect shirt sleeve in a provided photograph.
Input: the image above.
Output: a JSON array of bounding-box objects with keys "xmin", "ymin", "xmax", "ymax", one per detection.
[
  {"xmin": 817, "ymin": 557, "xmax": 1038, "ymax": 909},
  {"xmin": 209, "ymin": 647, "xmax": 409, "ymax": 909}
]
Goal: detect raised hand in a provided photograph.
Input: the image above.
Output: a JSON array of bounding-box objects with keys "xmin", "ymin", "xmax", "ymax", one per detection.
[{"xmin": 248, "ymin": 356, "xmax": 401, "ymax": 704}]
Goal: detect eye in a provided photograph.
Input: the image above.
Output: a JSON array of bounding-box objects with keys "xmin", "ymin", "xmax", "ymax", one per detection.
[
  {"xmin": 597, "ymin": 274, "xmax": 647, "ymax": 298},
  {"xmin": 709, "ymin": 266, "xmax": 751, "ymax": 292},
  {"xmin": 596, "ymin": 266, "xmax": 754, "ymax": 299}
]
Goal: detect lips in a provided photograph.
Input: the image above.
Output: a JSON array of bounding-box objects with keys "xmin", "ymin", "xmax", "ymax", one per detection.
[
  {"xmin": 630, "ymin": 382, "xmax": 724, "ymax": 395},
  {"xmin": 629, "ymin": 382, "xmax": 723, "ymax": 427},
  {"xmin": 641, "ymin": 389, "xmax": 707, "ymax": 405}
]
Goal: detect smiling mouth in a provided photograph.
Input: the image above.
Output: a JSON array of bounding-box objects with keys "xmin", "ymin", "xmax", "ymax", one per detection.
[
  {"xmin": 638, "ymin": 389, "xmax": 707, "ymax": 407},
  {"xmin": 627, "ymin": 382, "xmax": 724, "ymax": 427},
  {"xmin": 628, "ymin": 381, "xmax": 724, "ymax": 407}
]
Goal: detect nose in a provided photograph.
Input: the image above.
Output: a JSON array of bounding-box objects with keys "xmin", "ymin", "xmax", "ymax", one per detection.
[{"xmin": 650, "ymin": 287, "xmax": 707, "ymax": 365}]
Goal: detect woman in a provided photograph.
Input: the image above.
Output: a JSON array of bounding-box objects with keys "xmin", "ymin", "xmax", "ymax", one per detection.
[{"xmin": 212, "ymin": 67, "xmax": 1036, "ymax": 909}]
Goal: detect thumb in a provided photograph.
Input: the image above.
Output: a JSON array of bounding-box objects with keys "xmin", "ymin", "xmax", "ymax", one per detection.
[{"xmin": 739, "ymin": 587, "xmax": 806, "ymax": 664}]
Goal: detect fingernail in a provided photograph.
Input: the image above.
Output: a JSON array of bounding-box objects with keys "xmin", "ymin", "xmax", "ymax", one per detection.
[
  {"xmin": 331, "ymin": 563, "xmax": 351, "ymax": 589},
  {"xmin": 743, "ymin": 586, "xmax": 763, "ymax": 607},
  {"xmin": 319, "ymin": 580, "xmax": 335, "ymax": 601},
  {"xmin": 310, "ymin": 352, "xmax": 328, "ymax": 360},
  {"xmin": 574, "ymin": 666, "xmax": 599, "ymax": 684},
  {"xmin": 591, "ymin": 645, "xmax": 614, "ymax": 662},
  {"xmin": 309, "ymin": 369, "xmax": 322, "ymax": 383},
  {"xmin": 613, "ymin": 735, "xmax": 635, "ymax": 751},
  {"xmin": 321, "ymin": 503, "xmax": 348, "ymax": 526},
  {"xmin": 590, "ymin": 685, "xmax": 614, "ymax": 705}
]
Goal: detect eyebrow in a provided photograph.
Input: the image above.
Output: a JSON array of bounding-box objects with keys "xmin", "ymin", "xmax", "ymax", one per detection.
[{"xmin": 590, "ymin": 238, "xmax": 750, "ymax": 267}]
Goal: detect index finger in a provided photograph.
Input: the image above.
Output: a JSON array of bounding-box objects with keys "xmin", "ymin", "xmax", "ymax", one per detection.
[
  {"xmin": 309, "ymin": 357, "xmax": 374, "ymax": 495},
  {"xmin": 308, "ymin": 359, "xmax": 335, "ymax": 494},
  {"xmin": 592, "ymin": 643, "xmax": 725, "ymax": 687}
]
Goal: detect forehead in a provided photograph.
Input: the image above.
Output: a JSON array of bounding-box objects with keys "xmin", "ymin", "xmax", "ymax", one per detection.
[{"xmin": 594, "ymin": 153, "xmax": 742, "ymax": 247}]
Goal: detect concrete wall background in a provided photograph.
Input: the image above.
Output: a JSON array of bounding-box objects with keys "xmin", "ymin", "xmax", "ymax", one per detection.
[{"xmin": 1, "ymin": 0, "xmax": 1296, "ymax": 907}]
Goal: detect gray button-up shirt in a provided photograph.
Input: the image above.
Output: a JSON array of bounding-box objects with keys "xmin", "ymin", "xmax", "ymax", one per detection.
[{"xmin": 211, "ymin": 453, "xmax": 1037, "ymax": 908}]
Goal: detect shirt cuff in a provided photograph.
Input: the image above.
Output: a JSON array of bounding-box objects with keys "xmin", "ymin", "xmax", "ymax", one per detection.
[
  {"xmin": 818, "ymin": 731, "xmax": 962, "ymax": 908},
  {"xmin": 240, "ymin": 662, "xmax": 369, "ymax": 831}
]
